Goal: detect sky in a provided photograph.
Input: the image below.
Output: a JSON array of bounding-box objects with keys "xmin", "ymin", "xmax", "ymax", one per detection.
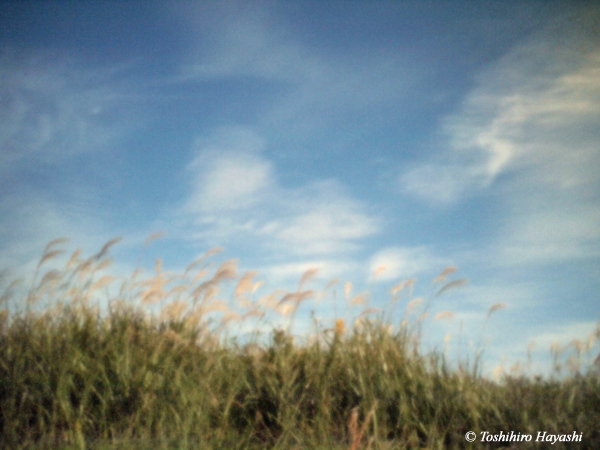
[{"xmin": 1, "ymin": 1, "xmax": 599, "ymax": 378}]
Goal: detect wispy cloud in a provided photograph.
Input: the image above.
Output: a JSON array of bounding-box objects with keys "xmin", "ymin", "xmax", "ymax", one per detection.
[
  {"xmin": 171, "ymin": 2, "xmax": 416, "ymax": 134},
  {"xmin": 400, "ymin": 14, "xmax": 600, "ymax": 205},
  {"xmin": 446, "ymin": 50, "xmax": 600, "ymax": 189},
  {"xmin": 399, "ymin": 12, "xmax": 600, "ymax": 266},
  {"xmin": 0, "ymin": 49, "xmax": 136, "ymax": 171},
  {"xmin": 174, "ymin": 2, "xmax": 309, "ymax": 82}
]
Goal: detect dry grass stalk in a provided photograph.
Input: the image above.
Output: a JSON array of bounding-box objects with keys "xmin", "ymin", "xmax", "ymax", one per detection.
[
  {"xmin": 257, "ymin": 290, "xmax": 285, "ymax": 309},
  {"xmin": 140, "ymin": 286, "xmax": 165, "ymax": 305},
  {"xmin": 372, "ymin": 265, "xmax": 387, "ymax": 279},
  {"xmin": 237, "ymin": 296, "xmax": 253, "ymax": 308},
  {"xmin": 406, "ymin": 297, "xmax": 423, "ymax": 314},
  {"xmin": 212, "ymin": 259, "xmax": 238, "ymax": 283},
  {"xmin": 235, "ymin": 271, "xmax": 258, "ymax": 297},
  {"xmin": 162, "ymin": 329, "xmax": 185, "ymax": 345},
  {"xmin": 435, "ymin": 278, "xmax": 468, "ymax": 297},
  {"xmin": 550, "ymin": 341, "xmax": 562, "ymax": 355},
  {"xmin": 160, "ymin": 300, "xmax": 189, "ymax": 321},
  {"xmin": 390, "ymin": 278, "xmax": 416, "ymax": 296},
  {"xmin": 487, "ymin": 302, "xmax": 506, "ymax": 317},
  {"xmin": 243, "ymin": 308, "xmax": 264, "ymax": 320},
  {"xmin": 203, "ymin": 299, "xmax": 230, "ymax": 314},
  {"xmin": 587, "ymin": 332, "xmax": 597, "ymax": 352},
  {"xmin": 169, "ymin": 285, "xmax": 189, "ymax": 296},
  {"xmin": 38, "ymin": 269, "xmax": 62, "ymax": 288},
  {"xmin": 138, "ymin": 259, "xmax": 173, "ymax": 305},
  {"xmin": 358, "ymin": 308, "xmax": 380, "ymax": 318},
  {"xmin": 93, "ymin": 259, "xmax": 112, "ymax": 273},
  {"xmin": 278, "ymin": 290, "xmax": 314, "ymax": 308},
  {"xmin": 570, "ymin": 339, "xmax": 585, "ymax": 355},
  {"xmin": 74, "ymin": 258, "xmax": 94, "ymax": 283},
  {"xmin": 276, "ymin": 303, "xmax": 296, "ymax": 317},
  {"xmin": 65, "ymin": 249, "xmax": 82, "ymax": 269},
  {"xmin": 433, "ymin": 266, "xmax": 458, "ymax": 283},
  {"xmin": 88, "ymin": 275, "xmax": 115, "ymax": 295},
  {"xmin": 324, "ymin": 278, "xmax": 340, "ymax": 291},
  {"xmin": 43, "ymin": 237, "xmax": 69, "ymax": 254},
  {"xmin": 434, "ymin": 311, "xmax": 455, "ymax": 321},
  {"xmin": 567, "ymin": 354, "xmax": 581, "ymax": 373},
  {"xmin": 493, "ymin": 364, "xmax": 506, "ymax": 381},
  {"xmin": 192, "ymin": 281, "xmax": 221, "ymax": 304},
  {"xmin": 335, "ymin": 318, "xmax": 346, "ymax": 336},
  {"xmin": 191, "ymin": 269, "xmax": 209, "ymax": 284},
  {"xmin": 344, "ymin": 282, "xmax": 353, "ymax": 301},
  {"xmin": 144, "ymin": 231, "xmax": 165, "ymax": 248},
  {"xmin": 349, "ymin": 292, "xmax": 369, "ymax": 306},
  {"xmin": 95, "ymin": 237, "xmax": 122, "ymax": 260},
  {"xmin": 0, "ymin": 279, "xmax": 21, "ymax": 306},
  {"xmin": 221, "ymin": 311, "xmax": 243, "ymax": 325},
  {"xmin": 184, "ymin": 250, "xmax": 220, "ymax": 274},
  {"xmin": 298, "ymin": 268, "xmax": 319, "ymax": 290},
  {"xmin": 37, "ymin": 250, "xmax": 64, "ymax": 268},
  {"xmin": 348, "ymin": 404, "xmax": 375, "ymax": 450}
]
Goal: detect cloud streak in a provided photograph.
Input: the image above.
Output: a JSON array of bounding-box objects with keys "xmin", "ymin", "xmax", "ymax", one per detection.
[{"xmin": 401, "ymin": 15, "xmax": 600, "ymax": 200}]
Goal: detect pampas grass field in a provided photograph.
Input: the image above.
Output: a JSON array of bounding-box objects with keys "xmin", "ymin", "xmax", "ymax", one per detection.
[{"xmin": 1, "ymin": 237, "xmax": 599, "ymax": 449}]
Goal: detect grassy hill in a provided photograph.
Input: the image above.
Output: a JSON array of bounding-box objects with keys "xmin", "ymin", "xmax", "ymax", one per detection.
[{"xmin": 1, "ymin": 239, "xmax": 598, "ymax": 449}]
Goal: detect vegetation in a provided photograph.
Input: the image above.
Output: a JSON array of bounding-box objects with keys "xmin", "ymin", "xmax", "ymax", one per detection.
[{"xmin": 1, "ymin": 238, "xmax": 599, "ymax": 449}]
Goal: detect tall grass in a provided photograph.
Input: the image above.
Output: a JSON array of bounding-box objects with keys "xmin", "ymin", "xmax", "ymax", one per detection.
[{"xmin": 0, "ymin": 238, "xmax": 599, "ymax": 449}]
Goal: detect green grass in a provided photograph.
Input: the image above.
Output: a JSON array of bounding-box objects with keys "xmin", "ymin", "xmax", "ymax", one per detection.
[{"xmin": 1, "ymin": 238, "xmax": 599, "ymax": 449}]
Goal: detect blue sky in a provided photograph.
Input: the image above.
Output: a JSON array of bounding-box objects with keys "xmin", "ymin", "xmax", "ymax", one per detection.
[{"xmin": 1, "ymin": 1, "xmax": 599, "ymax": 377}]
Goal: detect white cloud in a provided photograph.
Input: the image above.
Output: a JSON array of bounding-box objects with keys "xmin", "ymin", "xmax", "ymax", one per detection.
[
  {"xmin": 273, "ymin": 196, "xmax": 379, "ymax": 255},
  {"xmin": 201, "ymin": 157, "xmax": 271, "ymax": 210},
  {"xmin": 185, "ymin": 131, "xmax": 273, "ymax": 213},
  {"xmin": 182, "ymin": 128, "xmax": 380, "ymax": 258}
]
